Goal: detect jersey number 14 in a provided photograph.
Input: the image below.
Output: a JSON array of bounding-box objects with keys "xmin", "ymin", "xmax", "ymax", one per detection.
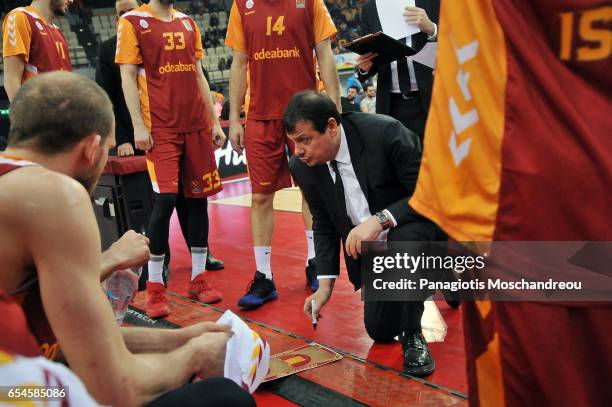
[{"xmin": 266, "ymin": 16, "xmax": 286, "ymax": 36}]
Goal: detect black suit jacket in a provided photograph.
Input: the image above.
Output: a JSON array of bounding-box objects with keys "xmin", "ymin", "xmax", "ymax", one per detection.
[
  {"xmin": 96, "ymin": 35, "xmax": 134, "ymax": 148},
  {"xmin": 290, "ymin": 112, "xmax": 423, "ymax": 290},
  {"xmin": 358, "ymin": 0, "xmax": 439, "ymax": 115}
]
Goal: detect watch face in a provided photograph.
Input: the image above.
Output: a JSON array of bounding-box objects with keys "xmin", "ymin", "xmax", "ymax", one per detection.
[{"xmin": 377, "ymin": 212, "xmax": 388, "ymax": 223}]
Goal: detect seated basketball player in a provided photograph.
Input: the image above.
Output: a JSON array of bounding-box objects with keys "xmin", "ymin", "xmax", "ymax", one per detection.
[{"xmin": 0, "ymin": 72, "xmax": 254, "ymax": 407}]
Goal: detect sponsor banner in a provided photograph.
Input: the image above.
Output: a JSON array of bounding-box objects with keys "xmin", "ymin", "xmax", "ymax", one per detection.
[
  {"xmin": 361, "ymin": 241, "xmax": 612, "ymax": 301},
  {"xmin": 334, "ymin": 52, "xmax": 359, "ymax": 70},
  {"xmin": 215, "ymin": 124, "xmax": 247, "ymax": 178}
]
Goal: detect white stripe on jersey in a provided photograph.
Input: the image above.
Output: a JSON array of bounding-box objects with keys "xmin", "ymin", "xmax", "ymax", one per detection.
[
  {"xmin": 121, "ymin": 10, "xmax": 154, "ymax": 18},
  {"xmin": 25, "ymin": 63, "xmax": 38, "ymax": 74},
  {"xmin": 0, "ymin": 156, "xmax": 39, "ymax": 168}
]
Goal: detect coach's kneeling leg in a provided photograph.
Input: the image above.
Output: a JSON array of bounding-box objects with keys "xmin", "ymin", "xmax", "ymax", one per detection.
[{"xmin": 363, "ymin": 301, "xmax": 404, "ymax": 342}]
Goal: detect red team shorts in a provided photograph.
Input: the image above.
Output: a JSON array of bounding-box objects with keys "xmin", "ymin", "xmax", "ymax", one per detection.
[
  {"xmin": 145, "ymin": 128, "xmax": 222, "ymax": 198},
  {"xmin": 244, "ymin": 119, "xmax": 294, "ymax": 194}
]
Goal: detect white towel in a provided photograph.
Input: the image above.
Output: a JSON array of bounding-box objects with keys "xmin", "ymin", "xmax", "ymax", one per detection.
[{"xmin": 216, "ymin": 310, "xmax": 270, "ymax": 393}]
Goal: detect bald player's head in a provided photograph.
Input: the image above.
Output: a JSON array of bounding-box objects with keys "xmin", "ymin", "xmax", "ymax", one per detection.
[
  {"xmin": 8, "ymin": 72, "xmax": 115, "ymax": 193},
  {"xmin": 9, "ymin": 71, "xmax": 114, "ymax": 154}
]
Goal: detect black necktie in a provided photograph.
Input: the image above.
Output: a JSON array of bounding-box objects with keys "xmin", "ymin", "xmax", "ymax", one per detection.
[
  {"xmin": 330, "ymin": 160, "xmax": 346, "ymax": 212},
  {"xmin": 330, "ymin": 160, "xmax": 354, "ymax": 232},
  {"xmin": 397, "ymin": 38, "xmax": 412, "ymax": 94}
]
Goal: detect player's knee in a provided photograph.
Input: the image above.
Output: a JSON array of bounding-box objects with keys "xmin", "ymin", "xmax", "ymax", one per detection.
[
  {"xmin": 152, "ymin": 193, "xmax": 178, "ymax": 219},
  {"xmin": 251, "ymin": 193, "xmax": 274, "ymax": 209},
  {"xmin": 365, "ymin": 322, "xmax": 398, "ymax": 343}
]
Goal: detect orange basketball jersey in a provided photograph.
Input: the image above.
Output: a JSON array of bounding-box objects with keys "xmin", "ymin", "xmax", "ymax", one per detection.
[
  {"xmin": 115, "ymin": 4, "xmax": 208, "ymax": 133},
  {"xmin": 2, "ymin": 6, "xmax": 72, "ymax": 82},
  {"xmin": 410, "ymin": 0, "xmax": 611, "ymax": 242}
]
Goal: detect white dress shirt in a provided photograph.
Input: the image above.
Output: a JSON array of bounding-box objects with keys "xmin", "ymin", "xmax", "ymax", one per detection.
[
  {"xmin": 390, "ymin": 23, "xmax": 438, "ymax": 93},
  {"xmin": 318, "ymin": 126, "xmax": 396, "ymax": 280}
]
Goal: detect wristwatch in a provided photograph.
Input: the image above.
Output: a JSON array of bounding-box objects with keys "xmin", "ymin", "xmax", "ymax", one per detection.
[{"xmin": 374, "ymin": 211, "xmax": 393, "ymax": 230}]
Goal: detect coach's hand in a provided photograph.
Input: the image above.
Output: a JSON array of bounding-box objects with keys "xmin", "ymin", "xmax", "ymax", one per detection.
[
  {"xmin": 356, "ymin": 52, "xmax": 377, "ymax": 74},
  {"xmin": 211, "ymin": 123, "xmax": 226, "ymax": 150},
  {"xmin": 229, "ymin": 119, "xmax": 245, "ymax": 155},
  {"xmin": 117, "ymin": 143, "xmax": 135, "ymax": 157},
  {"xmin": 346, "ymin": 216, "xmax": 383, "ymax": 259},
  {"xmin": 304, "ymin": 286, "xmax": 332, "ymax": 322},
  {"xmin": 134, "ymin": 124, "xmax": 154, "ymax": 151}
]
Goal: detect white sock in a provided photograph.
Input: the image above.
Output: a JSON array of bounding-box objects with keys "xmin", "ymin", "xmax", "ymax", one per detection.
[
  {"xmin": 191, "ymin": 247, "xmax": 208, "ymax": 281},
  {"xmin": 254, "ymin": 246, "xmax": 272, "ymax": 279},
  {"xmin": 305, "ymin": 230, "xmax": 315, "ymax": 265},
  {"xmin": 147, "ymin": 254, "xmax": 165, "ymax": 284}
]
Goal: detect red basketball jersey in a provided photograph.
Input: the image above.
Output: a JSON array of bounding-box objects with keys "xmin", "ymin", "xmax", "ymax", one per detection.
[
  {"xmin": 0, "ymin": 155, "xmax": 60, "ymax": 361},
  {"xmin": 116, "ymin": 4, "xmax": 209, "ymax": 133},
  {"xmin": 225, "ymin": 0, "xmax": 337, "ymax": 120},
  {"xmin": 2, "ymin": 6, "xmax": 72, "ymax": 83},
  {"xmin": 0, "ymin": 290, "xmax": 41, "ymax": 358}
]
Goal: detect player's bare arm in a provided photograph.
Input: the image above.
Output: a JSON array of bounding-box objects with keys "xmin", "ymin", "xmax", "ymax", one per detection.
[
  {"xmin": 228, "ymin": 50, "xmax": 248, "ymax": 155},
  {"xmin": 315, "ymin": 39, "xmax": 341, "ymax": 111},
  {"xmin": 195, "ymin": 62, "xmax": 226, "ymax": 149},
  {"xmin": 120, "ymin": 322, "xmax": 231, "ymax": 354},
  {"xmin": 99, "ymin": 230, "xmax": 150, "ymax": 281},
  {"xmin": 120, "ymin": 64, "xmax": 154, "ymax": 151},
  {"xmin": 3, "ymin": 55, "xmax": 26, "ymax": 101}
]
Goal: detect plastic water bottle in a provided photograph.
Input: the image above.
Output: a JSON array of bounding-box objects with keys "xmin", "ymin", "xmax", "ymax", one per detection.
[{"xmin": 104, "ymin": 266, "xmax": 142, "ymax": 325}]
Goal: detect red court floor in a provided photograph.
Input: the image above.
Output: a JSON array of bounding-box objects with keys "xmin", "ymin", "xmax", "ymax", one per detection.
[{"xmin": 165, "ymin": 179, "xmax": 468, "ymax": 405}]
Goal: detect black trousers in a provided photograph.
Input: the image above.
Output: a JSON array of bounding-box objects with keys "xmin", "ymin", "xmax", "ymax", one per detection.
[
  {"xmin": 363, "ymin": 220, "xmax": 446, "ymax": 341},
  {"xmin": 146, "ymin": 377, "xmax": 255, "ymax": 407},
  {"xmin": 389, "ymin": 93, "xmax": 428, "ymax": 141}
]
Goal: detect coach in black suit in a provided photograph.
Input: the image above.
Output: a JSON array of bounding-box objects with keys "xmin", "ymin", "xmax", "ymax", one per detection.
[
  {"xmin": 357, "ymin": 0, "xmax": 439, "ymax": 139},
  {"xmin": 287, "ymin": 91, "xmax": 445, "ymax": 376},
  {"xmin": 95, "ymin": 0, "xmax": 137, "ymax": 157}
]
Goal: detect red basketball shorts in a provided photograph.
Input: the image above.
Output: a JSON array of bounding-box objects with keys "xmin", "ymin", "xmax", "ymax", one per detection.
[
  {"xmin": 145, "ymin": 129, "xmax": 222, "ymax": 198},
  {"xmin": 244, "ymin": 119, "xmax": 294, "ymax": 194}
]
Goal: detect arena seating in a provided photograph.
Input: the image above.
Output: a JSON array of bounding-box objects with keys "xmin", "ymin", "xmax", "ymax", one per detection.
[{"xmin": 1, "ymin": 2, "xmax": 363, "ymax": 78}]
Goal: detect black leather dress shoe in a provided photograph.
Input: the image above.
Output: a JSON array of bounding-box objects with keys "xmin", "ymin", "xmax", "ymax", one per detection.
[
  {"xmin": 206, "ymin": 253, "xmax": 224, "ymax": 271},
  {"xmin": 401, "ymin": 332, "xmax": 435, "ymax": 376}
]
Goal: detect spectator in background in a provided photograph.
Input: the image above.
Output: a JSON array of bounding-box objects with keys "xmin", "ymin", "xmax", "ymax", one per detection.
[
  {"xmin": 187, "ymin": 0, "xmax": 204, "ymax": 16},
  {"xmin": 360, "ymin": 84, "xmax": 376, "ymax": 113},
  {"xmin": 221, "ymin": 0, "xmax": 232, "ymax": 14},
  {"xmin": 341, "ymin": 85, "xmax": 361, "ymax": 112},
  {"xmin": 214, "ymin": 91, "xmax": 224, "ymax": 118},
  {"xmin": 210, "ymin": 12, "xmax": 219, "ymax": 27},
  {"xmin": 96, "ymin": 0, "xmax": 138, "ymax": 157},
  {"xmin": 218, "ymin": 57, "xmax": 226, "ymax": 72},
  {"xmin": 345, "ymin": 66, "xmax": 363, "ymax": 96}
]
